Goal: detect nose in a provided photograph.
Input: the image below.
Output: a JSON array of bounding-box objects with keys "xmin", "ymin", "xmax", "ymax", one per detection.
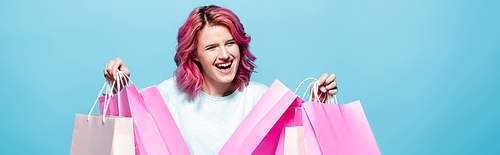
[{"xmin": 218, "ymin": 46, "xmax": 230, "ymax": 61}]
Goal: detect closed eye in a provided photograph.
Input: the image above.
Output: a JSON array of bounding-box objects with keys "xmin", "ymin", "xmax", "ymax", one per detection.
[
  {"xmin": 225, "ymin": 39, "xmax": 236, "ymax": 46},
  {"xmin": 206, "ymin": 46, "xmax": 216, "ymax": 50},
  {"xmin": 205, "ymin": 43, "xmax": 218, "ymax": 51}
]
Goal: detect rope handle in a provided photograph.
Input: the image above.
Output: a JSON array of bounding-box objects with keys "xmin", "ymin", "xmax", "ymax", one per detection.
[
  {"xmin": 113, "ymin": 70, "xmax": 133, "ymax": 119},
  {"xmin": 86, "ymin": 70, "xmax": 132, "ymax": 123},
  {"xmin": 87, "ymin": 80, "xmax": 114, "ymax": 123},
  {"xmin": 294, "ymin": 77, "xmax": 338, "ymax": 104}
]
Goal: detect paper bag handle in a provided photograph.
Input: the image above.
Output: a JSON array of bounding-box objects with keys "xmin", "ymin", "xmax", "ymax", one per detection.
[
  {"xmin": 86, "ymin": 70, "xmax": 133, "ymax": 123},
  {"xmin": 294, "ymin": 77, "xmax": 338, "ymax": 104},
  {"xmin": 112, "ymin": 71, "xmax": 133, "ymax": 118},
  {"xmin": 86, "ymin": 80, "xmax": 112, "ymax": 123}
]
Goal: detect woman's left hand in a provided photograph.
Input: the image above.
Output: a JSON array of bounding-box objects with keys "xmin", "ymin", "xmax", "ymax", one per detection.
[{"xmin": 312, "ymin": 73, "xmax": 338, "ymax": 103}]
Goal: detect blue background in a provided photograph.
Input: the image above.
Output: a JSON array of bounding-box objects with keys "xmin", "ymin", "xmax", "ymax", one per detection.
[{"xmin": 1, "ymin": 0, "xmax": 499, "ymax": 154}]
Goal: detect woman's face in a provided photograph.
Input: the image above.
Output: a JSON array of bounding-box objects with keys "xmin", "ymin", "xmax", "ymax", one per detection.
[{"xmin": 195, "ymin": 25, "xmax": 240, "ymax": 85}]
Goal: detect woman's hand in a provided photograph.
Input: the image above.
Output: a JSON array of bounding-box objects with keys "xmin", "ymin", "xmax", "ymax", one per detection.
[
  {"xmin": 311, "ymin": 73, "xmax": 338, "ymax": 103},
  {"xmin": 104, "ymin": 57, "xmax": 130, "ymax": 92}
]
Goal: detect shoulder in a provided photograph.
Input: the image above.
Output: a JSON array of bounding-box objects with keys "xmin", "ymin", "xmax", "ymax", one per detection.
[
  {"xmin": 157, "ymin": 77, "xmax": 179, "ymax": 98},
  {"xmin": 237, "ymin": 81, "xmax": 268, "ymax": 108},
  {"xmin": 157, "ymin": 77, "xmax": 176, "ymax": 91},
  {"xmin": 244, "ymin": 81, "xmax": 269, "ymax": 94}
]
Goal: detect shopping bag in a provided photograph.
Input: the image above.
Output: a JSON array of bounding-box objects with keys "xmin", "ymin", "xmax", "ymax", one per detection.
[
  {"xmin": 275, "ymin": 106, "xmax": 304, "ymax": 155},
  {"xmin": 302, "ymin": 100, "xmax": 380, "ymax": 155},
  {"xmin": 99, "ymin": 79, "xmax": 131, "ymax": 117},
  {"xmin": 219, "ymin": 79, "xmax": 304, "ymax": 155},
  {"xmin": 137, "ymin": 85, "xmax": 190, "ymax": 155},
  {"xmin": 284, "ymin": 126, "xmax": 306, "ymax": 155},
  {"xmin": 282, "ymin": 106, "xmax": 305, "ymax": 155},
  {"xmin": 98, "ymin": 74, "xmax": 139, "ymax": 154},
  {"xmin": 98, "ymin": 72, "xmax": 190, "ymax": 155},
  {"xmin": 70, "ymin": 114, "xmax": 134, "ymax": 155},
  {"xmin": 125, "ymin": 84, "xmax": 170, "ymax": 155},
  {"xmin": 70, "ymin": 82, "xmax": 134, "ymax": 155}
]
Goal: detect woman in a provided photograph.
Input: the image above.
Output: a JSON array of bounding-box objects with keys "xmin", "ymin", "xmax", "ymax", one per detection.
[{"xmin": 103, "ymin": 5, "xmax": 338, "ymax": 154}]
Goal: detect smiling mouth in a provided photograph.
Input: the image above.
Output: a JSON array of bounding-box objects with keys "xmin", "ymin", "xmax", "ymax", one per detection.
[{"xmin": 215, "ymin": 61, "xmax": 232, "ymax": 69}]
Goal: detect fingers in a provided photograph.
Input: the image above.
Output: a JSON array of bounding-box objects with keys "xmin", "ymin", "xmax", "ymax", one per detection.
[
  {"xmin": 326, "ymin": 74, "xmax": 338, "ymax": 95},
  {"xmin": 328, "ymin": 89, "xmax": 338, "ymax": 95},
  {"xmin": 120, "ymin": 65, "xmax": 130, "ymax": 77},
  {"xmin": 104, "ymin": 58, "xmax": 130, "ymax": 82},
  {"xmin": 318, "ymin": 73, "xmax": 329, "ymax": 86},
  {"xmin": 326, "ymin": 81, "xmax": 337, "ymax": 95},
  {"xmin": 113, "ymin": 58, "xmax": 131, "ymax": 77},
  {"xmin": 111, "ymin": 58, "xmax": 121, "ymax": 80},
  {"xmin": 318, "ymin": 73, "xmax": 338, "ymax": 95},
  {"xmin": 104, "ymin": 63, "xmax": 113, "ymax": 81},
  {"xmin": 325, "ymin": 73, "xmax": 336, "ymax": 85},
  {"xmin": 106, "ymin": 60, "xmax": 116, "ymax": 80},
  {"xmin": 325, "ymin": 81, "xmax": 337, "ymax": 90},
  {"xmin": 101, "ymin": 57, "xmax": 131, "ymax": 94},
  {"xmin": 317, "ymin": 73, "xmax": 329, "ymax": 93}
]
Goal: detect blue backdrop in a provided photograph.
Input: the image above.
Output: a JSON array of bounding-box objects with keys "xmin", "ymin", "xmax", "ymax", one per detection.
[{"xmin": 1, "ymin": 0, "xmax": 499, "ymax": 154}]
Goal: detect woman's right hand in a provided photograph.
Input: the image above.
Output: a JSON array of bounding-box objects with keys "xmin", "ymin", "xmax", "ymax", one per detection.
[{"xmin": 104, "ymin": 58, "xmax": 130, "ymax": 92}]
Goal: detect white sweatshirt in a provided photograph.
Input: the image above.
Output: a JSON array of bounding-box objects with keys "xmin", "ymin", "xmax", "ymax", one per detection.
[{"xmin": 157, "ymin": 77, "xmax": 268, "ymax": 155}]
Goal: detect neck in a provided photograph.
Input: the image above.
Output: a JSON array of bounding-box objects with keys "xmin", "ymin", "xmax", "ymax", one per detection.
[{"xmin": 201, "ymin": 76, "xmax": 238, "ymax": 98}]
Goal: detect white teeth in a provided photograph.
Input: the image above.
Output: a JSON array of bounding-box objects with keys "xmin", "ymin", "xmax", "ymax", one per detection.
[{"xmin": 216, "ymin": 62, "xmax": 232, "ymax": 68}]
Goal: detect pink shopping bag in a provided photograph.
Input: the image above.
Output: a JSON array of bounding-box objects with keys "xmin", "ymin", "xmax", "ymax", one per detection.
[
  {"xmin": 99, "ymin": 90, "xmax": 131, "ymax": 117},
  {"xmin": 219, "ymin": 80, "xmax": 304, "ymax": 155},
  {"xmin": 138, "ymin": 86, "xmax": 190, "ymax": 155},
  {"xmin": 125, "ymin": 84, "xmax": 170, "ymax": 154},
  {"xmin": 302, "ymin": 100, "xmax": 380, "ymax": 155},
  {"xmin": 99, "ymin": 76, "xmax": 190, "ymax": 155},
  {"xmin": 99, "ymin": 80, "xmax": 132, "ymax": 117},
  {"xmin": 125, "ymin": 84, "xmax": 190, "ymax": 155}
]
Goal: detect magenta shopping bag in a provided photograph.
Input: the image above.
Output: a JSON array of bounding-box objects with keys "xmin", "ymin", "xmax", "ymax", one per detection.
[
  {"xmin": 302, "ymin": 100, "xmax": 380, "ymax": 155},
  {"xmin": 219, "ymin": 80, "xmax": 304, "ymax": 155}
]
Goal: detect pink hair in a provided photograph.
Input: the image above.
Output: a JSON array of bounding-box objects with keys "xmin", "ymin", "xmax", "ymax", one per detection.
[{"xmin": 174, "ymin": 5, "xmax": 257, "ymax": 99}]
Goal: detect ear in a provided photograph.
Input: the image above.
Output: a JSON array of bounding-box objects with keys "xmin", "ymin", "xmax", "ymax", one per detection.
[{"xmin": 193, "ymin": 53, "xmax": 200, "ymax": 61}]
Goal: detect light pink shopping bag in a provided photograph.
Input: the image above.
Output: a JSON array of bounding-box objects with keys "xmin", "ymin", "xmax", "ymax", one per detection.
[
  {"xmin": 281, "ymin": 107, "xmax": 306, "ymax": 155},
  {"xmin": 302, "ymin": 100, "xmax": 380, "ymax": 155},
  {"xmin": 219, "ymin": 80, "xmax": 304, "ymax": 155},
  {"xmin": 274, "ymin": 105, "xmax": 303, "ymax": 155},
  {"xmin": 98, "ymin": 83, "xmax": 137, "ymax": 153},
  {"xmin": 70, "ymin": 114, "xmax": 134, "ymax": 155},
  {"xmin": 71, "ymin": 81, "xmax": 134, "ymax": 155},
  {"xmin": 283, "ymin": 126, "xmax": 306, "ymax": 155}
]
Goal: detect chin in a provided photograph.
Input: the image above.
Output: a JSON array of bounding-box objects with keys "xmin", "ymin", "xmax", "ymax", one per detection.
[{"xmin": 217, "ymin": 74, "xmax": 236, "ymax": 84}]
